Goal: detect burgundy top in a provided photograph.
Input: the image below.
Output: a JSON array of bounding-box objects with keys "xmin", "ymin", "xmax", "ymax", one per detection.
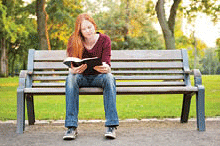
[
  {"xmin": 82, "ymin": 32, "xmax": 111, "ymax": 66},
  {"xmin": 67, "ymin": 32, "xmax": 111, "ymax": 75}
]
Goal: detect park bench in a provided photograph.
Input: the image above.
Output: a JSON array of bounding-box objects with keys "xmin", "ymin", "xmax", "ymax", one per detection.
[{"xmin": 16, "ymin": 49, "xmax": 205, "ymax": 134}]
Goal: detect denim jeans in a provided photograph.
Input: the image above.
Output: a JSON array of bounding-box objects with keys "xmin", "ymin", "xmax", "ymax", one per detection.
[{"xmin": 65, "ymin": 73, "xmax": 119, "ymax": 128}]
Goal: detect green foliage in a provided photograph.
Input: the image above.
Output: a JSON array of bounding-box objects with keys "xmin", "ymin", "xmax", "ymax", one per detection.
[
  {"xmin": 180, "ymin": 0, "xmax": 220, "ymax": 23},
  {"xmin": 0, "ymin": 0, "xmax": 35, "ymax": 76},
  {"xmin": 173, "ymin": 16, "xmax": 214, "ymax": 73},
  {"xmin": 145, "ymin": 0, "xmax": 156, "ymax": 16},
  {"xmin": 0, "ymin": 3, "xmax": 17, "ymax": 42},
  {"xmin": 1, "ymin": 0, "xmax": 84, "ymax": 76},
  {"xmin": 200, "ymin": 48, "xmax": 220, "ymax": 75},
  {"xmin": 46, "ymin": 0, "xmax": 83, "ymax": 50},
  {"xmin": 216, "ymin": 38, "xmax": 220, "ymax": 61},
  {"xmin": 85, "ymin": 0, "xmax": 164, "ymax": 50},
  {"xmin": 1, "ymin": 0, "xmax": 218, "ymax": 76},
  {"xmin": 0, "ymin": 3, "xmax": 7, "ymax": 33}
]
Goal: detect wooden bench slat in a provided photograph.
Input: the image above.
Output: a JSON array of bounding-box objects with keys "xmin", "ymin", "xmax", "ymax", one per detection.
[
  {"xmin": 33, "ymin": 71, "xmax": 69, "ymax": 75},
  {"xmin": 32, "ymin": 75, "xmax": 184, "ymax": 81},
  {"xmin": 111, "ymin": 70, "xmax": 184, "ymax": 74},
  {"xmin": 115, "ymin": 75, "xmax": 184, "ymax": 80},
  {"xmin": 32, "ymin": 82, "xmax": 65, "ymax": 87},
  {"xmin": 34, "ymin": 50, "xmax": 182, "ymax": 61},
  {"xmin": 111, "ymin": 62, "xmax": 183, "ymax": 69},
  {"xmin": 33, "ymin": 62, "xmax": 183, "ymax": 70},
  {"xmin": 34, "ymin": 62, "xmax": 67, "ymax": 69},
  {"xmin": 24, "ymin": 86, "xmax": 198, "ymax": 95},
  {"xmin": 33, "ymin": 76, "xmax": 66, "ymax": 81},
  {"xmin": 32, "ymin": 70, "xmax": 184, "ymax": 75},
  {"xmin": 34, "ymin": 50, "xmax": 66, "ymax": 61},
  {"xmin": 117, "ymin": 81, "xmax": 185, "ymax": 86},
  {"xmin": 116, "ymin": 87, "xmax": 198, "ymax": 94},
  {"xmin": 111, "ymin": 50, "xmax": 183, "ymax": 61},
  {"xmin": 32, "ymin": 81, "xmax": 185, "ymax": 87},
  {"xmin": 24, "ymin": 87, "xmax": 101, "ymax": 95}
]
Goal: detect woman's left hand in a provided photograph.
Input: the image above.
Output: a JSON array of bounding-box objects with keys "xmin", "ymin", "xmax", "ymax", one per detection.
[{"xmin": 94, "ymin": 63, "xmax": 111, "ymax": 74}]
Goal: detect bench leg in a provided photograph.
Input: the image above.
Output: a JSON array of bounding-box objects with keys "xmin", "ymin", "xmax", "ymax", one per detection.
[
  {"xmin": 16, "ymin": 89, "xmax": 25, "ymax": 134},
  {"xmin": 196, "ymin": 85, "xmax": 206, "ymax": 131},
  {"xmin": 26, "ymin": 95, "xmax": 35, "ymax": 125},
  {"xmin": 181, "ymin": 94, "xmax": 192, "ymax": 123}
]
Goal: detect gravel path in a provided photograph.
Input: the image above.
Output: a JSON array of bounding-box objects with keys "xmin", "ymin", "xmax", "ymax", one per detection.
[{"xmin": 1, "ymin": 120, "xmax": 220, "ymax": 146}]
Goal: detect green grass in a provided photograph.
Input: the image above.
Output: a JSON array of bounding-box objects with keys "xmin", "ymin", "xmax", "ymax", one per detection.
[{"xmin": 0, "ymin": 75, "xmax": 220, "ymax": 121}]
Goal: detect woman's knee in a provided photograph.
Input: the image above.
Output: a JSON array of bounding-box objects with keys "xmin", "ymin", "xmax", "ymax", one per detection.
[
  {"xmin": 66, "ymin": 74, "xmax": 82, "ymax": 88},
  {"xmin": 103, "ymin": 73, "xmax": 116, "ymax": 85}
]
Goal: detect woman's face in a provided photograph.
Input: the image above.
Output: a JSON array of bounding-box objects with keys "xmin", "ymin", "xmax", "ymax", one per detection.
[{"xmin": 80, "ymin": 20, "xmax": 96, "ymax": 39}]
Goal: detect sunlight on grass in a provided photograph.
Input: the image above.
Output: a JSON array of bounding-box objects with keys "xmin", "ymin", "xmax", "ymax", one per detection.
[{"xmin": 0, "ymin": 75, "xmax": 220, "ymax": 121}]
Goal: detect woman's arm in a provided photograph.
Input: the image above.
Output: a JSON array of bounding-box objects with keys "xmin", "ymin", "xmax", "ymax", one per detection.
[{"xmin": 94, "ymin": 35, "xmax": 111, "ymax": 73}]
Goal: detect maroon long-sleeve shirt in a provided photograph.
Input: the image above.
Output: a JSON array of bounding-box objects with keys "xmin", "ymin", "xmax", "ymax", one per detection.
[
  {"xmin": 82, "ymin": 32, "xmax": 111, "ymax": 66},
  {"xmin": 67, "ymin": 32, "xmax": 112, "ymax": 75}
]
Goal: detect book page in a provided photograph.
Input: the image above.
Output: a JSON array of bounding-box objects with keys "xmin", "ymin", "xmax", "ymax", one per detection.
[{"xmin": 64, "ymin": 57, "xmax": 82, "ymax": 62}]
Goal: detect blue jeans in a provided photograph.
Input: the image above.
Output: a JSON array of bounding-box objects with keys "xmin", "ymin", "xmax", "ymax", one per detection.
[{"xmin": 65, "ymin": 73, "xmax": 119, "ymax": 128}]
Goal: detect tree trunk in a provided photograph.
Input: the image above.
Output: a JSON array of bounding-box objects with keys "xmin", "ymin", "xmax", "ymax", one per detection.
[
  {"xmin": 155, "ymin": 0, "xmax": 181, "ymax": 50},
  {"xmin": 36, "ymin": 0, "xmax": 51, "ymax": 50},
  {"xmin": 124, "ymin": 0, "xmax": 130, "ymax": 49},
  {"xmin": 1, "ymin": 37, "xmax": 8, "ymax": 77},
  {"xmin": 11, "ymin": 53, "xmax": 17, "ymax": 77},
  {"xmin": 162, "ymin": 30, "xmax": 175, "ymax": 50}
]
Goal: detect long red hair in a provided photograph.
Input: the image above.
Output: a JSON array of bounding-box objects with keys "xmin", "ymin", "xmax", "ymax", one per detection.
[{"xmin": 67, "ymin": 13, "xmax": 97, "ymax": 58}]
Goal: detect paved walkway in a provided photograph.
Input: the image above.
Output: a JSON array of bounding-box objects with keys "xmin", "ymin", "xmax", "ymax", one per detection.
[{"xmin": 0, "ymin": 119, "xmax": 220, "ymax": 146}]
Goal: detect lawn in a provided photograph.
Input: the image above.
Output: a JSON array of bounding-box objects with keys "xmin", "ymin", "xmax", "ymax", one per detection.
[{"xmin": 0, "ymin": 75, "xmax": 219, "ymax": 121}]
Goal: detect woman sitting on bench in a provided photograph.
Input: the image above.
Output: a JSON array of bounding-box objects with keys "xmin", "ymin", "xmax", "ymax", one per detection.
[{"xmin": 63, "ymin": 13, "xmax": 119, "ymax": 140}]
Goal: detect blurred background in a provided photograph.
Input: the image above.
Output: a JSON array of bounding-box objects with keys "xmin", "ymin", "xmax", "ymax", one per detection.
[{"xmin": 0, "ymin": 0, "xmax": 219, "ymax": 77}]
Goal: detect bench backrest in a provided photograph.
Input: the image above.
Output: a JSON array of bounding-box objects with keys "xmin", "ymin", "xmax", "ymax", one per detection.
[{"xmin": 27, "ymin": 49, "xmax": 191, "ymax": 88}]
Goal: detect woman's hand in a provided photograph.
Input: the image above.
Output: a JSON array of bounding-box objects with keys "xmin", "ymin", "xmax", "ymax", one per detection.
[
  {"xmin": 70, "ymin": 64, "xmax": 87, "ymax": 74},
  {"xmin": 94, "ymin": 63, "xmax": 111, "ymax": 74}
]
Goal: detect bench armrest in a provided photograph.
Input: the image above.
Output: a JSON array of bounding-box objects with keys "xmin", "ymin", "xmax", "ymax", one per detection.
[
  {"xmin": 184, "ymin": 69, "xmax": 191, "ymax": 74},
  {"xmin": 192, "ymin": 69, "xmax": 203, "ymax": 86},
  {"xmin": 18, "ymin": 70, "xmax": 28, "ymax": 88},
  {"xmin": 27, "ymin": 71, "xmax": 33, "ymax": 75},
  {"xmin": 19, "ymin": 70, "xmax": 28, "ymax": 78}
]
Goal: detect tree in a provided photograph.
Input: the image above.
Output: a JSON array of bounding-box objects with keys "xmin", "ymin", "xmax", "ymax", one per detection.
[
  {"xmin": 46, "ymin": 0, "xmax": 82, "ymax": 50},
  {"xmin": 1, "ymin": 0, "xmax": 83, "ymax": 76},
  {"xmin": 25, "ymin": 0, "xmax": 83, "ymax": 51},
  {"xmin": 0, "ymin": 0, "xmax": 30, "ymax": 76},
  {"xmin": 84, "ymin": 0, "xmax": 164, "ymax": 50},
  {"xmin": 174, "ymin": 15, "xmax": 207, "ymax": 69},
  {"xmin": 155, "ymin": 0, "xmax": 181, "ymax": 50},
  {"xmin": 154, "ymin": 0, "xmax": 220, "ymax": 50},
  {"xmin": 200, "ymin": 48, "xmax": 220, "ymax": 75},
  {"xmin": 0, "ymin": 37, "xmax": 7, "ymax": 77},
  {"xmin": 0, "ymin": 0, "xmax": 40, "ymax": 76},
  {"xmin": 0, "ymin": 2, "xmax": 8, "ymax": 76},
  {"xmin": 36, "ymin": 0, "xmax": 51, "ymax": 50}
]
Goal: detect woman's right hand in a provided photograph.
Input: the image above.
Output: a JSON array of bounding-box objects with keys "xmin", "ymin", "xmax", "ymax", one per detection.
[{"xmin": 70, "ymin": 64, "xmax": 87, "ymax": 74}]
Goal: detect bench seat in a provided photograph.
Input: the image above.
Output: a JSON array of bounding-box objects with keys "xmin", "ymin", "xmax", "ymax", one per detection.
[{"xmin": 23, "ymin": 87, "xmax": 198, "ymax": 95}]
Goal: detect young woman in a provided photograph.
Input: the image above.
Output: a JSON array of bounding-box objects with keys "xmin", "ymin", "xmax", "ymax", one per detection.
[{"xmin": 63, "ymin": 13, "xmax": 119, "ymax": 140}]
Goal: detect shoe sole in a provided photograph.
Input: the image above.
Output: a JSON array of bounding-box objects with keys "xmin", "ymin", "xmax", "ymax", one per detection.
[
  {"xmin": 105, "ymin": 134, "xmax": 116, "ymax": 139},
  {"xmin": 63, "ymin": 133, "xmax": 77, "ymax": 140},
  {"xmin": 63, "ymin": 135, "xmax": 76, "ymax": 140}
]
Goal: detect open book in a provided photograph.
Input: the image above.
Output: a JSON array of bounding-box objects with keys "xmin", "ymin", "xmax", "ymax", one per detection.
[{"xmin": 63, "ymin": 57, "xmax": 102, "ymax": 74}]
